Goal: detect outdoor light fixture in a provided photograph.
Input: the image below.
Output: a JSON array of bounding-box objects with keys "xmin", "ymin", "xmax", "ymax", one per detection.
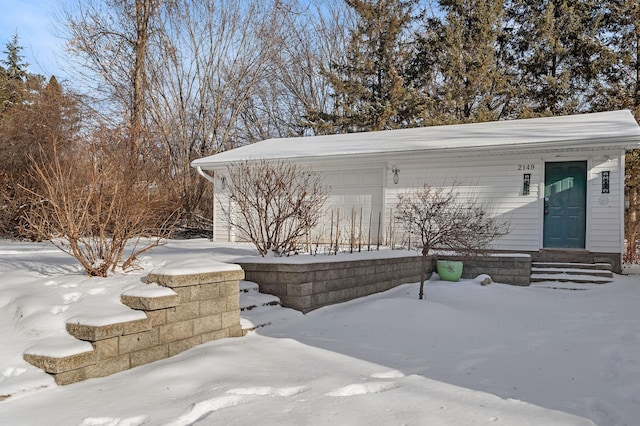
[
  {"xmin": 392, "ymin": 165, "xmax": 400, "ymax": 184},
  {"xmin": 602, "ymin": 171, "xmax": 610, "ymax": 194},
  {"xmin": 523, "ymin": 173, "xmax": 531, "ymax": 195}
]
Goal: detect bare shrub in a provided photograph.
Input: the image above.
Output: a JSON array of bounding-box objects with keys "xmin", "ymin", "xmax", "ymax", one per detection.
[
  {"xmin": 222, "ymin": 159, "xmax": 329, "ymax": 256},
  {"xmin": 395, "ymin": 184, "xmax": 510, "ymax": 299},
  {"xmin": 23, "ymin": 129, "xmax": 178, "ymax": 277}
]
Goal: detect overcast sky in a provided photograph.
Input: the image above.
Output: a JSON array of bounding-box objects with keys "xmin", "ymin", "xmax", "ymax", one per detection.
[{"xmin": 0, "ymin": 0, "xmax": 68, "ymax": 79}]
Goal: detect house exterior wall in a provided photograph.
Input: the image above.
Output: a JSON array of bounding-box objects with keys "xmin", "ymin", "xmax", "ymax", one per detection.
[
  {"xmin": 210, "ymin": 145, "xmax": 625, "ymax": 262},
  {"xmin": 383, "ymin": 153, "xmax": 542, "ymax": 252},
  {"xmin": 382, "ymin": 148, "xmax": 625, "ymax": 254}
]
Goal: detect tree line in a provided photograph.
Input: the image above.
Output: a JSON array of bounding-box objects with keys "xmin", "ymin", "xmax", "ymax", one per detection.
[{"xmin": 2, "ymin": 0, "xmax": 640, "ymax": 266}]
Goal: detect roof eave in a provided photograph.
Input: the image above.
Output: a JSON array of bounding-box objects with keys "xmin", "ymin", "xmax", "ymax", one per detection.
[{"xmin": 191, "ymin": 135, "xmax": 640, "ymax": 171}]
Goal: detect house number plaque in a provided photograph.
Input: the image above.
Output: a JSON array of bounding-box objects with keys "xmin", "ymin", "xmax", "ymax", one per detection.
[{"xmin": 517, "ymin": 164, "xmax": 535, "ymax": 171}]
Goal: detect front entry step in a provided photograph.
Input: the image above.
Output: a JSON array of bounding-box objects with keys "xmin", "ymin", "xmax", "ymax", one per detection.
[
  {"xmin": 530, "ymin": 262, "xmax": 613, "ymax": 284},
  {"xmin": 240, "ymin": 281, "xmax": 301, "ymax": 334}
]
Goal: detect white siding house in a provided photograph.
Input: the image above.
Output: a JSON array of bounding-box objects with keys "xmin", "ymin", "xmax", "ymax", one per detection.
[{"xmin": 192, "ymin": 110, "xmax": 640, "ymax": 272}]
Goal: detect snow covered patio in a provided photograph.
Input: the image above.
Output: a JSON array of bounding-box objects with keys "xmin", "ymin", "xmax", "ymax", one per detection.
[{"xmin": 0, "ymin": 239, "xmax": 639, "ymax": 425}]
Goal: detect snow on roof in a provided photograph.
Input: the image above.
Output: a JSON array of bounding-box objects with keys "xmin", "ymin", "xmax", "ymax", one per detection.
[{"xmin": 192, "ymin": 110, "xmax": 640, "ymax": 169}]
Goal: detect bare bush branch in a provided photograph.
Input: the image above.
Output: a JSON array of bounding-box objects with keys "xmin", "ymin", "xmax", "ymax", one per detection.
[
  {"xmin": 23, "ymin": 129, "xmax": 178, "ymax": 277},
  {"xmin": 222, "ymin": 159, "xmax": 329, "ymax": 256},
  {"xmin": 395, "ymin": 183, "xmax": 510, "ymax": 299}
]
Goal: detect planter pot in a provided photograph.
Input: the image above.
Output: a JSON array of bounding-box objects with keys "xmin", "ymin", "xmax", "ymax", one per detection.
[{"xmin": 437, "ymin": 260, "xmax": 463, "ymax": 282}]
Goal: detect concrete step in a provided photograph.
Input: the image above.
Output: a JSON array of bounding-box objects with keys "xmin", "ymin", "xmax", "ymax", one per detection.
[
  {"xmin": 530, "ymin": 273, "xmax": 614, "ymax": 284},
  {"xmin": 240, "ymin": 280, "xmax": 260, "ymax": 293},
  {"xmin": 531, "ymin": 267, "xmax": 613, "ymax": 278},
  {"xmin": 531, "ymin": 262, "xmax": 612, "ymax": 271},
  {"xmin": 239, "ymin": 280, "xmax": 301, "ymax": 333},
  {"xmin": 529, "ymin": 282, "xmax": 600, "ymax": 290},
  {"xmin": 240, "ymin": 306, "xmax": 302, "ymax": 333},
  {"xmin": 530, "ymin": 263, "xmax": 614, "ymax": 284},
  {"xmin": 240, "ymin": 291, "xmax": 281, "ymax": 312}
]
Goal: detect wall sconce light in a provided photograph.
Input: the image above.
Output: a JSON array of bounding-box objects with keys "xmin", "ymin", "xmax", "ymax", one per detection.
[
  {"xmin": 602, "ymin": 171, "xmax": 610, "ymax": 194},
  {"xmin": 392, "ymin": 165, "xmax": 400, "ymax": 184},
  {"xmin": 220, "ymin": 176, "xmax": 227, "ymax": 190},
  {"xmin": 522, "ymin": 173, "xmax": 531, "ymax": 195}
]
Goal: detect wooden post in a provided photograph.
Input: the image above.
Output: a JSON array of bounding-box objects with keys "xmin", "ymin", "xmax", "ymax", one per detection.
[
  {"xmin": 335, "ymin": 208, "xmax": 340, "ymax": 255},
  {"xmin": 368, "ymin": 210, "xmax": 372, "ymax": 251},
  {"xmin": 350, "ymin": 207, "xmax": 355, "ymax": 253},
  {"xmin": 358, "ymin": 206, "xmax": 363, "ymax": 252},
  {"xmin": 377, "ymin": 210, "xmax": 382, "ymax": 250},
  {"xmin": 329, "ymin": 209, "xmax": 334, "ymax": 255}
]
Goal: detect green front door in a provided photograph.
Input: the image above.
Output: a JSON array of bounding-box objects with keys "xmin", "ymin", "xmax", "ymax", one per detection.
[{"xmin": 543, "ymin": 161, "xmax": 587, "ymax": 249}]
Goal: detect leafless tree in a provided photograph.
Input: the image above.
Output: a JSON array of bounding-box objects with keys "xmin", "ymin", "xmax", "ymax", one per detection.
[
  {"xmin": 241, "ymin": 0, "xmax": 354, "ymax": 138},
  {"xmin": 222, "ymin": 159, "xmax": 329, "ymax": 256},
  {"xmin": 395, "ymin": 184, "xmax": 510, "ymax": 299},
  {"xmin": 145, "ymin": 0, "xmax": 290, "ymax": 230}
]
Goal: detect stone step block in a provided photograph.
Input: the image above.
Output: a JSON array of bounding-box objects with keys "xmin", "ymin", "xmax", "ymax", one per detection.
[
  {"xmin": 121, "ymin": 292, "xmax": 180, "ymax": 311},
  {"xmin": 146, "ymin": 263, "xmax": 244, "ymax": 288},
  {"xmin": 66, "ymin": 317, "xmax": 152, "ymax": 342},
  {"xmin": 23, "ymin": 349, "xmax": 96, "ymax": 374}
]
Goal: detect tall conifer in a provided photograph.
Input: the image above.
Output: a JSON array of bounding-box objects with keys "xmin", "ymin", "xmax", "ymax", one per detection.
[
  {"xmin": 504, "ymin": 0, "xmax": 610, "ymax": 116},
  {"xmin": 307, "ymin": 0, "xmax": 422, "ymax": 133}
]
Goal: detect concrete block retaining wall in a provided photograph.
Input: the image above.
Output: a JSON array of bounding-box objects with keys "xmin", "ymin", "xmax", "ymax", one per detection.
[
  {"xmin": 23, "ymin": 267, "xmax": 244, "ymax": 385},
  {"xmin": 445, "ymin": 254, "xmax": 532, "ymax": 286},
  {"xmin": 239, "ymin": 256, "xmax": 431, "ymax": 313},
  {"xmin": 240, "ymin": 254, "xmax": 531, "ymax": 313}
]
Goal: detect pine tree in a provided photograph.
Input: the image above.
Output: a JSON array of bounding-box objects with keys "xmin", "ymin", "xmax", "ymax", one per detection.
[
  {"xmin": 597, "ymin": 1, "xmax": 640, "ymax": 261},
  {"xmin": 0, "ymin": 34, "xmax": 29, "ymax": 111},
  {"xmin": 504, "ymin": 0, "xmax": 610, "ymax": 117},
  {"xmin": 307, "ymin": 0, "xmax": 423, "ymax": 133},
  {"xmin": 414, "ymin": 0, "xmax": 510, "ymax": 124}
]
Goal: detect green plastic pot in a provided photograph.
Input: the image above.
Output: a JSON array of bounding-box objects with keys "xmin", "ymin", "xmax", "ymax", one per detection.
[{"xmin": 437, "ymin": 260, "xmax": 463, "ymax": 282}]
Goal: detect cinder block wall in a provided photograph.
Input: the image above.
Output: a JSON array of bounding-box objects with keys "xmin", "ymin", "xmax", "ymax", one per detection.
[
  {"xmin": 24, "ymin": 268, "xmax": 244, "ymax": 385},
  {"xmin": 240, "ymin": 256, "xmax": 432, "ymax": 313},
  {"xmin": 446, "ymin": 254, "xmax": 532, "ymax": 286},
  {"xmin": 240, "ymin": 254, "xmax": 531, "ymax": 313}
]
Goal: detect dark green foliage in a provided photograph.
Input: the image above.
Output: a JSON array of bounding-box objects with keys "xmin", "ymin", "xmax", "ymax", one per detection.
[
  {"xmin": 412, "ymin": 0, "xmax": 510, "ymax": 123},
  {"xmin": 0, "ymin": 34, "xmax": 29, "ymax": 111},
  {"xmin": 306, "ymin": 0, "xmax": 425, "ymax": 133},
  {"xmin": 502, "ymin": 0, "xmax": 612, "ymax": 116}
]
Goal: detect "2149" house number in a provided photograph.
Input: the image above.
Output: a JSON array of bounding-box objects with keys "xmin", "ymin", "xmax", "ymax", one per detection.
[{"xmin": 517, "ymin": 164, "xmax": 535, "ymax": 171}]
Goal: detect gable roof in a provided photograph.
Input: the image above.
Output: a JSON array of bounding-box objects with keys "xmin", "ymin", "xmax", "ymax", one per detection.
[{"xmin": 192, "ymin": 110, "xmax": 640, "ymax": 169}]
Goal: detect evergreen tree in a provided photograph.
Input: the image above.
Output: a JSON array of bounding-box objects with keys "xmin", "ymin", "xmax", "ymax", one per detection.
[
  {"xmin": 414, "ymin": 0, "xmax": 510, "ymax": 124},
  {"xmin": 307, "ymin": 0, "xmax": 423, "ymax": 133},
  {"xmin": 597, "ymin": 1, "xmax": 640, "ymax": 261},
  {"xmin": 504, "ymin": 0, "xmax": 610, "ymax": 117},
  {"xmin": 0, "ymin": 34, "xmax": 29, "ymax": 110}
]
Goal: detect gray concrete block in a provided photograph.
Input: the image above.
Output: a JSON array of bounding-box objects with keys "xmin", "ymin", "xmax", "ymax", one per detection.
[
  {"xmin": 130, "ymin": 345, "xmax": 169, "ymax": 368},
  {"xmin": 119, "ymin": 329, "xmax": 159, "ymax": 354}
]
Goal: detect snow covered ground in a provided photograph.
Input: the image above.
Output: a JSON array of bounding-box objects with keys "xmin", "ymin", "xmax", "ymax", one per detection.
[{"xmin": 0, "ymin": 239, "xmax": 638, "ymax": 425}]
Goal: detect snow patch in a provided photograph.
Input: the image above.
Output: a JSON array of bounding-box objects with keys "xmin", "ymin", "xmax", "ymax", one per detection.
[
  {"xmin": 370, "ymin": 370, "xmax": 405, "ymax": 379},
  {"xmin": 78, "ymin": 416, "xmax": 148, "ymax": 426},
  {"xmin": 163, "ymin": 395, "xmax": 247, "ymax": 426},
  {"xmin": 149, "ymin": 258, "xmax": 241, "ymax": 276},
  {"xmin": 227, "ymin": 386, "xmax": 309, "ymax": 397},
  {"xmin": 326, "ymin": 381, "xmax": 400, "ymax": 397},
  {"xmin": 24, "ymin": 336, "xmax": 93, "ymax": 358},
  {"xmin": 67, "ymin": 310, "xmax": 148, "ymax": 327},
  {"xmin": 121, "ymin": 285, "xmax": 177, "ymax": 298}
]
